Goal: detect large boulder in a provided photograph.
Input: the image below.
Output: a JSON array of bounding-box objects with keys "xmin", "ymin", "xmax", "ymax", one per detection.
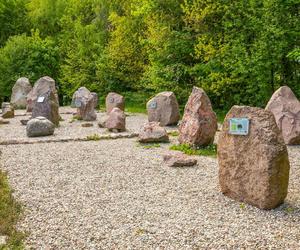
[
  {"xmin": 266, "ymin": 86, "xmax": 300, "ymax": 145},
  {"xmin": 26, "ymin": 116, "xmax": 55, "ymax": 137},
  {"xmin": 147, "ymin": 92, "xmax": 180, "ymax": 126},
  {"xmin": 106, "ymin": 92, "xmax": 125, "ymax": 114},
  {"xmin": 218, "ymin": 106, "xmax": 290, "ymax": 210},
  {"xmin": 138, "ymin": 122, "xmax": 169, "ymax": 143},
  {"xmin": 72, "ymin": 87, "xmax": 96, "ymax": 121},
  {"xmin": 32, "ymin": 90, "xmax": 60, "ymax": 126},
  {"xmin": 178, "ymin": 87, "xmax": 217, "ymax": 146},
  {"xmin": 27, "ymin": 76, "xmax": 59, "ymax": 112},
  {"xmin": 105, "ymin": 107, "xmax": 126, "ymax": 132},
  {"xmin": 1, "ymin": 102, "xmax": 14, "ymax": 119},
  {"xmin": 10, "ymin": 77, "xmax": 32, "ymax": 109}
]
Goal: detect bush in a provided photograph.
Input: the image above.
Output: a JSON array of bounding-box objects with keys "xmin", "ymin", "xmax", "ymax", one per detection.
[{"xmin": 0, "ymin": 31, "xmax": 59, "ymax": 101}]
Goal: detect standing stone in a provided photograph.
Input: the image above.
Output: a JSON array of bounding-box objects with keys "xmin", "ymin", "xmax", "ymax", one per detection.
[
  {"xmin": 72, "ymin": 87, "xmax": 96, "ymax": 121},
  {"xmin": 91, "ymin": 92, "xmax": 98, "ymax": 109},
  {"xmin": 147, "ymin": 92, "xmax": 180, "ymax": 126},
  {"xmin": 218, "ymin": 106, "xmax": 290, "ymax": 210},
  {"xmin": 27, "ymin": 76, "xmax": 59, "ymax": 112},
  {"xmin": 179, "ymin": 87, "xmax": 217, "ymax": 146},
  {"xmin": 1, "ymin": 102, "xmax": 14, "ymax": 118},
  {"xmin": 26, "ymin": 116, "xmax": 55, "ymax": 137},
  {"xmin": 105, "ymin": 107, "xmax": 126, "ymax": 132},
  {"xmin": 11, "ymin": 77, "xmax": 32, "ymax": 109},
  {"xmin": 32, "ymin": 90, "xmax": 60, "ymax": 126},
  {"xmin": 138, "ymin": 122, "xmax": 169, "ymax": 143},
  {"xmin": 106, "ymin": 92, "xmax": 125, "ymax": 114},
  {"xmin": 266, "ymin": 86, "xmax": 300, "ymax": 145}
]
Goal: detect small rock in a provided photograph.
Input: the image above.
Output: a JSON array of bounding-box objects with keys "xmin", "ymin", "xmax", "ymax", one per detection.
[
  {"xmin": 138, "ymin": 122, "xmax": 169, "ymax": 143},
  {"xmin": 106, "ymin": 92, "xmax": 125, "ymax": 113},
  {"xmin": 20, "ymin": 119, "xmax": 29, "ymax": 125},
  {"xmin": 0, "ymin": 118, "xmax": 9, "ymax": 124},
  {"xmin": 163, "ymin": 152, "xmax": 197, "ymax": 167},
  {"xmin": 0, "ymin": 235, "xmax": 7, "ymax": 246},
  {"xmin": 81, "ymin": 123, "xmax": 93, "ymax": 127},
  {"xmin": 26, "ymin": 116, "xmax": 55, "ymax": 137},
  {"xmin": 98, "ymin": 115, "xmax": 109, "ymax": 128},
  {"xmin": 1, "ymin": 102, "xmax": 14, "ymax": 118},
  {"xmin": 106, "ymin": 107, "xmax": 126, "ymax": 132}
]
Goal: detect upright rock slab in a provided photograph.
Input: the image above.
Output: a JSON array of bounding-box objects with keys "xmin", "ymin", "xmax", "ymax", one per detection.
[
  {"xmin": 1, "ymin": 102, "xmax": 14, "ymax": 118},
  {"xmin": 179, "ymin": 87, "xmax": 217, "ymax": 146},
  {"xmin": 31, "ymin": 77, "xmax": 59, "ymax": 126},
  {"xmin": 218, "ymin": 106, "xmax": 290, "ymax": 210},
  {"xmin": 11, "ymin": 77, "xmax": 32, "ymax": 109},
  {"xmin": 147, "ymin": 92, "xmax": 180, "ymax": 126},
  {"xmin": 27, "ymin": 76, "xmax": 59, "ymax": 112},
  {"xmin": 106, "ymin": 92, "xmax": 125, "ymax": 114},
  {"xmin": 106, "ymin": 107, "xmax": 126, "ymax": 132},
  {"xmin": 91, "ymin": 92, "xmax": 98, "ymax": 109},
  {"xmin": 72, "ymin": 87, "xmax": 96, "ymax": 121},
  {"xmin": 266, "ymin": 86, "xmax": 300, "ymax": 145}
]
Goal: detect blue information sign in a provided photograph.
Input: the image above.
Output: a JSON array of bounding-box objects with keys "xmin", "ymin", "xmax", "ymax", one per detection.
[{"xmin": 229, "ymin": 118, "xmax": 250, "ymax": 135}]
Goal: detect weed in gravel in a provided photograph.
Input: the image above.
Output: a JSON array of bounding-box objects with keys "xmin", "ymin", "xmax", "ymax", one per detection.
[
  {"xmin": 169, "ymin": 143, "xmax": 217, "ymax": 157},
  {"xmin": 86, "ymin": 134, "xmax": 101, "ymax": 141}
]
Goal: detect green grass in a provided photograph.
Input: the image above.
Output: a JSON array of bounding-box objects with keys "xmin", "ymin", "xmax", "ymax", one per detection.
[
  {"xmin": 168, "ymin": 131, "xmax": 179, "ymax": 137},
  {"xmin": 170, "ymin": 143, "xmax": 217, "ymax": 157},
  {"xmin": 215, "ymin": 109, "xmax": 228, "ymax": 124},
  {"xmin": 137, "ymin": 143, "xmax": 161, "ymax": 149},
  {"xmin": 0, "ymin": 170, "xmax": 24, "ymax": 249},
  {"xmin": 86, "ymin": 134, "xmax": 101, "ymax": 141}
]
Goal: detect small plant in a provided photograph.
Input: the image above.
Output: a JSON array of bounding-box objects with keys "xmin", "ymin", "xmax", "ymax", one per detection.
[
  {"xmin": 169, "ymin": 143, "xmax": 217, "ymax": 157},
  {"xmin": 168, "ymin": 131, "xmax": 179, "ymax": 137},
  {"xmin": 69, "ymin": 115, "xmax": 83, "ymax": 123},
  {"xmin": 284, "ymin": 207, "xmax": 295, "ymax": 214},
  {"xmin": 86, "ymin": 134, "xmax": 101, "ymax": 141},
  {"xmin": 137, "ymin": 143, "xmax": 161, "ymax": 149},
  {"xmin": 240, "ymin": 203, "xmax": 246, "ymax": 209}
]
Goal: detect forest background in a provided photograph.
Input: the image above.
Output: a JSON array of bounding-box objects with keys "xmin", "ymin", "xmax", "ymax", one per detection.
[{"xmin": 0, "ymin": 0, "xmax": 299, "ymax": 112}]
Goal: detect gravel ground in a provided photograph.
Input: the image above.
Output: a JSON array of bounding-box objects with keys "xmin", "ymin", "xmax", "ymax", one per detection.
[
  {"xmin": 0, "ymin": 134, "xmax": 300, "ymax": 249},
  {"xmin": 0, "ymin": 107, "xmax": 151, "ymax": 143}
]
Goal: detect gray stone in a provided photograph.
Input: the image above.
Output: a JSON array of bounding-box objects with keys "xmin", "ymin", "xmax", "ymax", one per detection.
[
  {"xmin": 106, "ymin": 92, "xmax": 125, "ymax": 114},
  {"xmin": 11, "ymin": 77, "xmax": 32, "ymax": 109},
  {"xmin": 138, "ymin": 122, "xmax": 169, "ymax": 143},
  {"xmin": 147, "ymin": 91, "xmax": 180, "ymax": 126},
  {"xmin": 72, "ymin": 87, "xmax": 96, "ymax": 121},
  {"xmin": 26, "ymin": 116, "xmax": 55, "ymax": 137},
  {"xmin": 1, "ymin": 102, "xmax": 14, "ymax": 118},
  {"xmin": 218, "ymin": 106, "xmax": 290, "ymax": 210},
  {"xmin": 20, "ymin": 119, "xmax": 29, "ymax": 126},
  {"xmin": 91, "ymin": 92, "xmax": 98, "ymax": 109},
  {"xmin": 27, "ymin": 76, "xmax": 59, "ymax": 112},
  {"xmin": 32, "ymin": 89, "xmax": 60, "ymax": 126},
  {"xmin": 98, "ymin": 114, "xmax": 109, "ymax": 128}
]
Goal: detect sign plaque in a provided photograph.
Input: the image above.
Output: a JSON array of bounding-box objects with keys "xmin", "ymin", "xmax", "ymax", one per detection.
[
  {"xmin": 37, "ymin": 96, "xmax": 45, "ymax": 103},
  {"xmin": 148, "ymin": 101, "xmax": 157, "ymax": 109},
  {"xmin": 229, "ymin": 118, "xmax": 249, "ymax": 135}
]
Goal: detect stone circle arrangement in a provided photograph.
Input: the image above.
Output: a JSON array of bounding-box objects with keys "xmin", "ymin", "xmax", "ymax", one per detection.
[{"xmin": 1, "ymin": 76, "xmax": 300, "ymax": 248}]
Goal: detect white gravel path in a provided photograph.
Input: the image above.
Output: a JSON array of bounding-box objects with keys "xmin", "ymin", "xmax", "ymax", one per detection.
[{"xmin": 1, "ymin": 136, "xmax": 300, "ymax": 249}]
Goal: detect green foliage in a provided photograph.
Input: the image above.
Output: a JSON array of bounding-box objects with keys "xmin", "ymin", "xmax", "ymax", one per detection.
[
  {"xmin": 138, "ymin": 143, "xmax": 161, "ymax": 149},
  {"xmin": 0, "ymin": 0, "xmax": 299, "ymax": 109},
  {"xmin": 0, "ymin": 0, "xmax": 29, "ymax": 47},
  {"xmin": 0, "ymin": 31, "xmax": 59, "ymax": 101},
  {"xmin": 168, "ymin": 131, "xmax": 179, "ymax": 137},
  {"xmin": 86, "ymin": 134, "xmax": 101, "ymax": 141},
  {"xmin": 170, "ymin": 143, "xmax": 217, "ymax": 157},
  {"xmin": 0, "ymin": 170, "xmax": 24, "ymax": 248}
]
